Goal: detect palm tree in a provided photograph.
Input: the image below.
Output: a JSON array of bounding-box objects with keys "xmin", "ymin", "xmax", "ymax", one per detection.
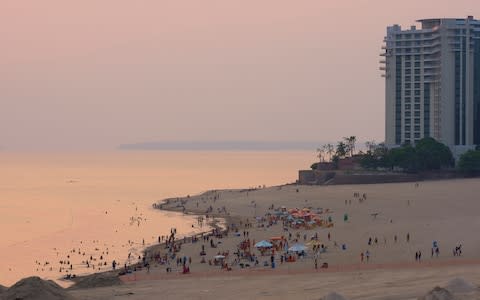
[
  {"xmin": 316, "ymin": 147, "xmax": 324, "ymax": 162},
  {"xmin": 343, "ymin": 136, "xmax": 357, "ymax": 157},
  {"xmin": 365, "ymin": 140, "xmax": 377, "ymax": 154},
  {"xmin": 325, "ymin": 143, "xmax": 335, "ymax": 162},
  {"xmin": 349, "ymin": 136, "xmax": 357, "ymax": 156},
  {"xmin": 336, "ymin": 141, "xmax": 348, "ymax": 158}
]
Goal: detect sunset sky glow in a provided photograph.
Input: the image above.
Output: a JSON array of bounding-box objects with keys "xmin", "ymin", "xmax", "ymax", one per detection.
[{"xmin": 2, "ymin": 0, "xmax": 479, "ymax": 150}]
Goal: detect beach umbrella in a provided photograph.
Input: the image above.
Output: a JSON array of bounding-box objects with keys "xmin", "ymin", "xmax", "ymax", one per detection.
[
  {"xmin": 255, "ymin": 240, "xmax": 273, "ymax": 248},
  {"xmin": 288, "ymin": 243, "xmax": 307, "ymax": 252},
  {"xmin": 306, "ymin": 240, "xmax": 321, "ymax": 246}
]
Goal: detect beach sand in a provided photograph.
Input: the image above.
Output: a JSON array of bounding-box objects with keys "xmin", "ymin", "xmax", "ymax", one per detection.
[{"xmin": 12, "ymin": 178, "xmax": 480, "ymax": 299}]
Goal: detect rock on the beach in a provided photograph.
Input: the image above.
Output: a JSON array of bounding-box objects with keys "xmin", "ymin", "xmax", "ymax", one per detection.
[
  {"xmin": 322, "ymin": 292, "xmax": 349, "ymax": 300},
  {"xmin": 418, "ymin": 286, "xmax": 455, "ymax": 300},
  {"xmin": 445, "ymin": 277, "xmax": 476, "ymax": 293},
  {"xmin": 2, "ymin": 276, "xmax": 76, "ymax": 300},
  {"xmin": 68, "ymin": 273, "xmax": 122, "ymax": 290}
]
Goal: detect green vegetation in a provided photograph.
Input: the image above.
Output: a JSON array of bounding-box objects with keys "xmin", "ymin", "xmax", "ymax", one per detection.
[
  {"xmin": 458, "ymin": 150, "xmax": 480, "ymax": 174},
  {"xmin": 314, "ymin": 136, "xmax": 358, "ymax": 170},
  {"xmin": 313, "ymin": 136, "xmax": 480, "ymax": 177},
  {"xmin": 360, "ymin": 137, "xmax": 454, "ymax": 172}
]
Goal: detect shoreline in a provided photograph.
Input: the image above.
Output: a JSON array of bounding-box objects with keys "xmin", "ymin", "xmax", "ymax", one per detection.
[
  {"xmin": 66, "ymin": 191, "xmax": 235, "ymax": 289},
  {"xmin": 68, "ymin": 178, "xmax": 480, "ymax": 288},
  {"xmin": 7, "ymin": 177, "xmax": 480, "ymax": 299}
]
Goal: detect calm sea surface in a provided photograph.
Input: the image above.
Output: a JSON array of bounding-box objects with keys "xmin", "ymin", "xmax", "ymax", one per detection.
[{"xmin": 0, "ymin": 151, "xmax": 312, "ymax": 286}]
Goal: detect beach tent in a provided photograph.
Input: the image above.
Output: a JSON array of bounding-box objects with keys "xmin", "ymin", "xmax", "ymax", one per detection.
[
  {"xmin": 288, "ymin": 243, "xmax": 307, "ymax": 252},
  {"xmin": 214, "ymin": 255, "xmax": 226, "ymax": 259},
  {"xmin": 255, "ymin": 240, "xmax": 273, "ymax": 248}
]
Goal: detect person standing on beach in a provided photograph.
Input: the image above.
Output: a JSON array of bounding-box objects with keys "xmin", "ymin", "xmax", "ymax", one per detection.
[{"xmin": 365, "ymin": 250, "xmax": 370, "ymax": 262}]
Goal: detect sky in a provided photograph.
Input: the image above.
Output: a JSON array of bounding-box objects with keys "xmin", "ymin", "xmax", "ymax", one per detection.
[{"xmin": 1, "ymin": 0, "xmax": 479, "ymax": 151}]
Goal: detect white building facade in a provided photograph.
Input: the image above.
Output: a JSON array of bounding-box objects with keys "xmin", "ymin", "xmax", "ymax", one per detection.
[{"xmin": 382, "ymin": 17, "xmax": 480, "ymax": 155}]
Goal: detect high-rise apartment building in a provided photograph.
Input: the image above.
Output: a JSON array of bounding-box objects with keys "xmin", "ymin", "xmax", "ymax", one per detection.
[{"xmin": 382, "ymin": 16, "xmax": 480, "ymax": 155}]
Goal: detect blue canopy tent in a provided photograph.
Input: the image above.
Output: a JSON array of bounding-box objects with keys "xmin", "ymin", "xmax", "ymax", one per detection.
[
  {"xmin": 255, "ymin": 240, "xmax": 273, "ymax": 248},
  {"xmin": 288, "ymin": 243, "xmax": 307, "ymax": 252}
]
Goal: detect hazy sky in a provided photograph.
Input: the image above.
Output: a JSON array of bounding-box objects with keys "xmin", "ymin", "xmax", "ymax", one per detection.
[{"xmin": 1, "ymin": 0, "xmax": 479, "ymax": 151}]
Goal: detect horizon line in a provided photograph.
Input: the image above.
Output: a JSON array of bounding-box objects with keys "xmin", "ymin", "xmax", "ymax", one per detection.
[{"xmin": 118, "ymin": 141, "xmax": 327, "ymax": 151}]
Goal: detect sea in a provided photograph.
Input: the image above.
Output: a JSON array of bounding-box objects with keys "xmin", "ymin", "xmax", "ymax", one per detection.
[{"xmin": 0, "ymin": 151, "xmax": 312, "ymax": 286}]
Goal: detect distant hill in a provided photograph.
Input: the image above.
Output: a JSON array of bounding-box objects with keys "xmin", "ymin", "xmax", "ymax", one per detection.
[{"xmin": 118, "ymin": 141, "xmax": 321, "ymax": 151}]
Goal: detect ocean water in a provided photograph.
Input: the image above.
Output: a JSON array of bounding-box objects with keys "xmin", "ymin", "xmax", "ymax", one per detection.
[{"xmin": 0, "ymin": 151, "xmax": 312, "ymax": 286}]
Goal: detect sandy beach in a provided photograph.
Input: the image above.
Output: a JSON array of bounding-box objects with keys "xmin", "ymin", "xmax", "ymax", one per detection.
[{"xmin": 59, "ymin": 178, "xmax": 480, "ymax": 299}]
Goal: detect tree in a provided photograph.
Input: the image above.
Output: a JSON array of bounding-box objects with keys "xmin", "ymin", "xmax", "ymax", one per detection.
[
  {"xmin": 336, "ymin": 141, "xmax": 348, "ymax": 159},
  {"xmin": 365, "ymin": 140, "xmax": 377, "ymax": 153},
  {"xmin": 415, "ymin": 137, "xmax": 454, "ymax": 171},
  {"xmin": 316, "ymin": 147, "xmax": 324, "ymax": 163},
  {"xmin": 325, "ymin": 143, "xmax": 335, "ymax": 162},
  {"xmin": 344, "ymin": 136, "xmax": 357, "ymax": 157},
  {"xmin": 387, "ymin": 144, "xmax": 418, "ymax": 172},
  {"xmin": 458, "ymin": 150, "xmax": 480, "ymax": 175}
]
